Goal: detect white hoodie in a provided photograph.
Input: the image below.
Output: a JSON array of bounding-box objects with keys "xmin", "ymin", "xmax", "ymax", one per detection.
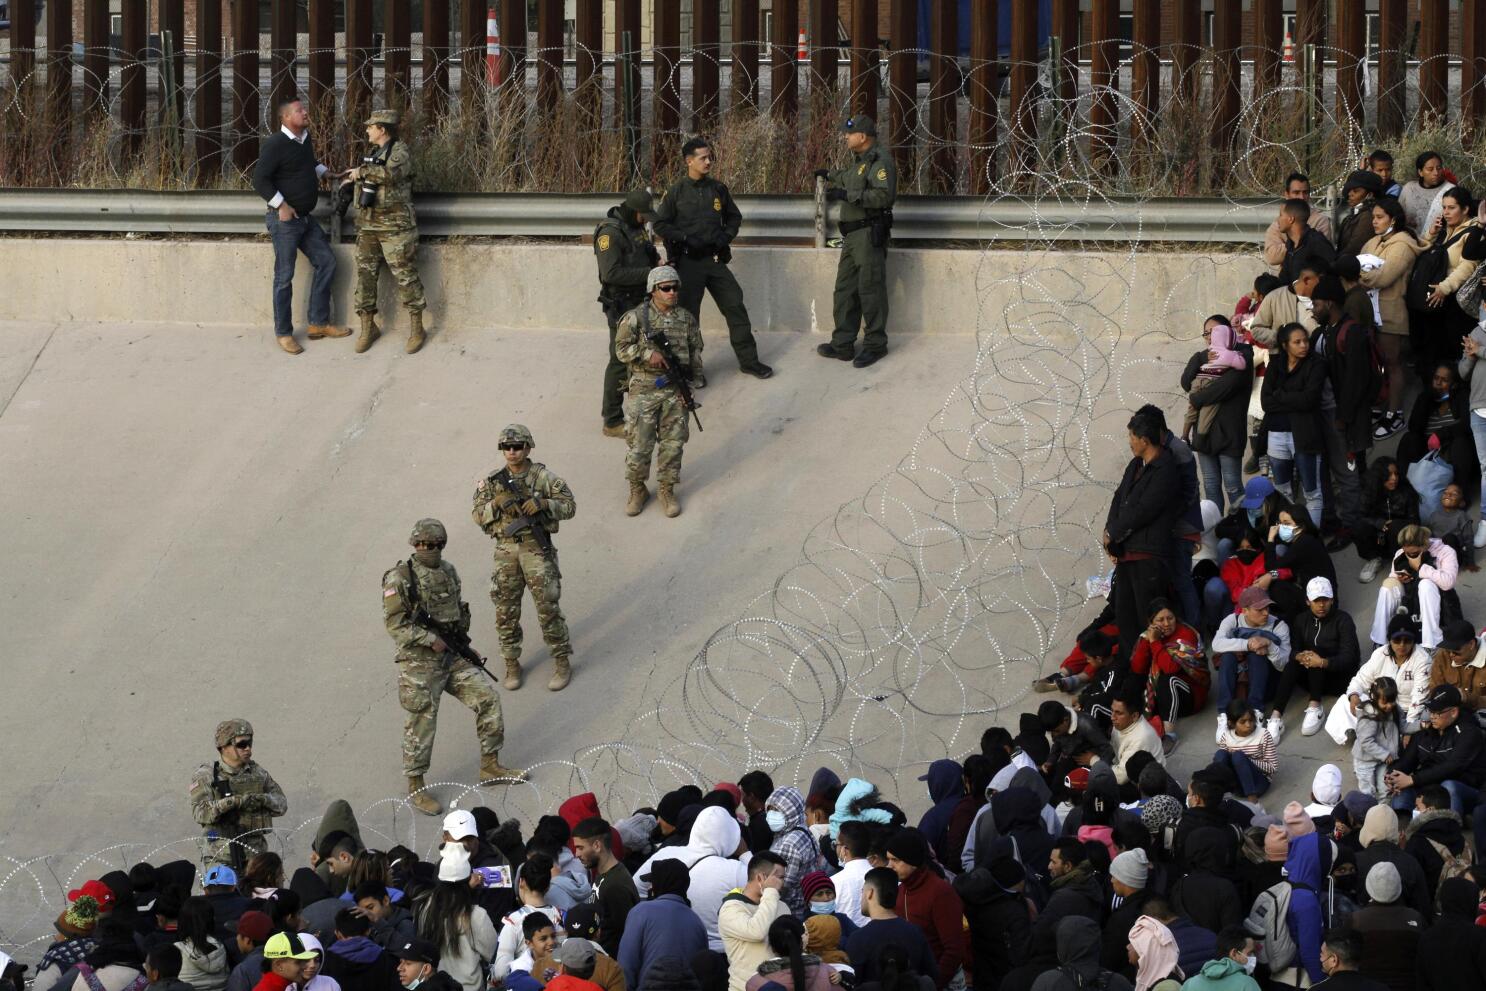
[{"xmin": 632, "ymin": 805, "xmax": 751, "ymax": 950}]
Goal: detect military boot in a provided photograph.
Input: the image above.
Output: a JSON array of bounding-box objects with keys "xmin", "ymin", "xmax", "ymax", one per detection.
[
  {"xmin": 307, "ymin": 323, "xmax": 351, "ymax": 339},
  {"xmin": 503, "ymin": 658, "xmax": 523, "ymax": 691},
  {"xmin": 406, "ymin": 776, "xmax": 441, "ymax": 816},
  {"xmin": 479, "ymin": 755, "xmax": 528, "ymax": 785},
  {"xmin": 355, "ymin": 312, "xmax": 380, "ymax": 354},
  {"xmin": 547, "ymin": 655, "xmax": 571, "ymax": 692},
  {"xmin": 406, "ymin": 311, "xmax": 426, "ymax": 354},
  {"xmin": 658, "ymin": 483, "xmax": 681, "ymax": 518},
  {"xmin": 626, "ymin": 482, "xmax": 649, "ymax": 516}
]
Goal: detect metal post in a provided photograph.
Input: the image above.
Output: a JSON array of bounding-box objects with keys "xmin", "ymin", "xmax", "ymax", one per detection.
[
  {"xmin": 231, "ymin": 0, "xmax": 261, "ymax": 173},
  {"xmin": 120, "ymin": 0, "xmax": 146, "ymax": 154},
  {"xmin": 732, "ymin": 0, "xmax": 760, "ymax": 111},
  {"xmin": 622, "ymin": 30, "xmax": 638, "ymax": 179},
  {"xmin": 771, "ymin": 0, "xmax": 799, "ymax": 118},
  {"xmin": 849, "ymin": 0, "xmax": 878, "ymax": 116},
  {"xmin": 693, "ymin": 0, "xmax": 720, "ymax": 129},
  {"xmin": 967, "ymin": 0, "xmax": 997, "ymax": 195},
  {"xmin": 887, "ymin": 0, "xmax": 914, "ymax": 177},
  {"xmin": 194, "ymin": 0, "xmax": 220, "ymax": 179},
  {"xmin": 424, "ymin": 0, "xmax": 451, "ymax": 118}
]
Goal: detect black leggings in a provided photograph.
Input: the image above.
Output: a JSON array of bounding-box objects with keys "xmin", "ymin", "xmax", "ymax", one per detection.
[
  {"xmin": 1269, "ymin": 661, "xmax": 1350, "ymax": 714},
  {"xmin": 1354, "ymin": 523, "xmax": 1404, "ymax": 563},
  {"xmin": 1153, "ymin": 673, "xmax": 1199, "ymax": 726}
]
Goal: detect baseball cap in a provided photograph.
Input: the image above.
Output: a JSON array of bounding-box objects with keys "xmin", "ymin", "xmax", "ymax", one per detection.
[
  {"xmin": 1425, "ymin": 683, "xmax": 1463, "ymax": 712},
  {"xmin": 551, "ymin": 938, "xmax": 597, "ymax": 970},
  {"xmin": 563, "ymin": 902, "xmax": 600, "ymax": 941},
  {"xmin": 263, "ymin": 932, "xmax": 318, "ymax": 960},
  {"xmin": 1064, "ymin": 767, "xmax": 1090, "ymax": 793},
  {"xmin": 1238, "ymin": 586, "xmax": 1273, "ymax": 610},
  {"xmin": 1438, "ymin": 619, "xmax": 1480, "ymax": 652},
  {"xmin": 203, "ymin": 865, "xmax": 238, "ymax": 887},
  {"xmin": 442, "ymin": 809, "xmax": 478, "ymax": 840},
  {"xmin": 394, "ymin": 937, "xmax": 440, "ymax": 965},
  {"xmin": 1240, "ymin": 476, "xmax": 1275, "ymax": 510},
  {"xmin": 66, "ymin": 879, "xmax": 117, "ymax": 911},
  {"xmin": 842, "ymin": 115, "xmax": 877, "ymax": 136},
  {"xmin": 229, "ymin": 910, "xmax": 273, "ymax": 943},
  {"xmin": 1306, "ymin": 577, "xmax": 1335, "ymax": 601}
]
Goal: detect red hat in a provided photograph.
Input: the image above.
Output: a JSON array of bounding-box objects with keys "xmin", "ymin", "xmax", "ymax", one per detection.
[
  {"xmin": 66, "ymin": 880, "xmax": 116, "ymax": 912},
  {"xmin": 231, "ymin": 910, "xmax": 274, "ymax": 944},
  {"xmin": 1064, "ymin": 767, "xmax": 1091, "ymax": 793}
]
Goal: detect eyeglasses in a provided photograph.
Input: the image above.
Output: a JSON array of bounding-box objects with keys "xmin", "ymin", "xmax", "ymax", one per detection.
[
  {"xmin": 499, "ymin": 443, "xmax": 527, "ymax": 452},
  {"xmin": 231, "ymin": 739, "xmax": 254, "ymax": 749},
  {"xmin": 655, "ymin": 284, "xmax": 679, "ymax": 293}
]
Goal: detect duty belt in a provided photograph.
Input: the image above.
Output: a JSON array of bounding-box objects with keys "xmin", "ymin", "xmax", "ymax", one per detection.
[{"xmin": 839, "ymin": 218, "xmax": 870, "ymax": 235}]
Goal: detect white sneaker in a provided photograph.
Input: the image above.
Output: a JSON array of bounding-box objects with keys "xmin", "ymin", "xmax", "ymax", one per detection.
[
  {"xmin": 1359, "ymin": 558, "xmax": 1383, "ymax": 583},
  {"xmin": 1267, "ymin": 714, "xmax": 1285, "ymax": 744},
  {"xmin": 1475, "ymin": 519, "xmax": 1486, "ymax": 549},
  {"xmin": 1215, "ymin": 712, "xmax": 1229, "ymax": 744},
  {"xmin": 1302, "ymin": 705, "xmax": 1324, "ymax": 737}
]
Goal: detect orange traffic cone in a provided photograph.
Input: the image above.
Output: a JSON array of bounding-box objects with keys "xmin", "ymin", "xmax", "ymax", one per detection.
[
  {"xmin": 486, "ymin": 8, "xmax": 502, "ymax": 85},
  {"xmin": 1282, "ymin": 30, "xmax": 1294, "ymax": 64},
  {"xmin": 797, "ymin": 29, "xmax": 807, "ymax": 62}
]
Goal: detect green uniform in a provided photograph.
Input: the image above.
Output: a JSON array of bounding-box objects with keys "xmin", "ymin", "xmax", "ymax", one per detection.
[
  {"xmin": 595, "ymin": 206, "xmax": 660, "ymax": 427},
  {"xmin": 472, "ymin": 463, "xmax": 577, "ymax": 665},
  {"xmin": 354, "ymin": 139, "xmax": 425, "ymax": 315},
  {"xmin": 614, "ymin": 301, "xmax": 703, "ymax": 484},
  {"xmin": 188, "ymin": 758, "xmax": 288, "ymax": 868},
  {"xmin": 652, "ymin": 175, "xmax": 760, "ymax": 366},
  {"xmin": 381, "ymin": 556, "xmax": 504, "ymax": 776},
  {"xmin": 825, "ymin": 143, "xmax": 897, "ymax": 355}
]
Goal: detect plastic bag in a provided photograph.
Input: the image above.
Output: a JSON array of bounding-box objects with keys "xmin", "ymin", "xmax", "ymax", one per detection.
[{"xmin": 1407, "ymin": 450, "xmax": 1455, "ymax": 518}]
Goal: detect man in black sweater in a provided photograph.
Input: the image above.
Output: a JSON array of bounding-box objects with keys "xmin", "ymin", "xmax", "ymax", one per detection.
[{"xmin": 251, "ymin": 98, "xmax": 348, "ymax": 354}]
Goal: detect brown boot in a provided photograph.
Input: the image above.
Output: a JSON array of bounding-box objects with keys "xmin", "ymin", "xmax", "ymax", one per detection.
[
  {"xmin": 354, "ymin": 312, "xmax": 380, "ymax": 354},
  {"xmin": 503, "ymin": 657, "xmax": 523, "ymax": 691},
  {"xmin": 307, "ymin": 323, "xmax": 351, "ymax": 339},
  {"xmin": 277, "ymin": 335, "xmax": 303, "ymax": 355},
  {"xmin": 407, "ymin": 776, "xmax": 441, "ymax": 816},
  {"xmin": 406, "ymin": 311, "xmax": 426, "ymax": 354},
  {"xmin": 479, "ymin": 755, "xmax": 528, "ymax": 785},
  {"xmin": 658, "ymin": 483, "xmax": 681, "ymax": 518},
  {"xmin": 602, "ymin": 423, "xmax": 627, "ymax": 439},
  {"xmin": 626, "ymin": 482, "xmax": 649, "ymax": 517},
  {"xmin": 547, "ymin": 655, "xmax": 571, "ymax": 692}
]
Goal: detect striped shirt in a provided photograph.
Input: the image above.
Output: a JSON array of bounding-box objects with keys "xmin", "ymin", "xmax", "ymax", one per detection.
[{"xmin": 1217, "ymin": 727, "xmax": 1278, "ymax": 776}]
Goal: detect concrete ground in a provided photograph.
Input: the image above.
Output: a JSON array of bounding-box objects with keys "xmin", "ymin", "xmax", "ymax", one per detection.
[{"xmin": 0, "ymin": 253, "xmax": 1478, "ymax": 954}]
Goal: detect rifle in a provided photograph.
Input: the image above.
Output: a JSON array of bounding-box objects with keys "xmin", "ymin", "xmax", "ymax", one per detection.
[
  {"xmin": 405, "ymin": 559, "xmax": 500, "ymax": 684},
  {"xmin": 640, "ymin": 306, "xmax": 703, "ymax": 432},
  {"xmin": 492, "ymin": 470, "xmax": 558, "ymax": 561},
  {"xmin": 209, "ymin": 761, "xmax": 246, "ymax": 870}
]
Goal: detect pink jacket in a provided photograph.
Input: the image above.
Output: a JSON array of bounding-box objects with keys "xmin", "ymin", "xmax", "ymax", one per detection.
[{"xmin": 1391, "ymin": 537, "xmax": 1458, "ymax": 591}]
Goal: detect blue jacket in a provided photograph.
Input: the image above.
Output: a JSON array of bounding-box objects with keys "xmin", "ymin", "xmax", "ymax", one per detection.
[
  {"xmin": 1284, "ymin": 833, "xmax": 1330, "ymax": 984},
  {"xmin": 916, "ymin": 759, "xmax": 966, "ymax": 865},
  {"xmin": 617, "ymin": 894, "xmax": 709, "ymax": 990}
]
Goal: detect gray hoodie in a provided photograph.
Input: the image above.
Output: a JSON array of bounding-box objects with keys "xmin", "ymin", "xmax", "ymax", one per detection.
[{"xmin": 1458, "ymin": 324, "xmax": 1486, "ymax": 414}]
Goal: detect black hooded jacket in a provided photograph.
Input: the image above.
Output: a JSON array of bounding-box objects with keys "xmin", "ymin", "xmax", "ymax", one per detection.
[
  {"xmin": 1027, "ymin": 917, "xmax": 1133, "ymax": 991},
  {"xmin": 991, "ymin": 788, "xmax": 1054, "ymax": 879},
  {"xmin": 1168, "ymin": 827, "xmax": 1243, "ymax": 934},
  {"xmin": 953, "ymin": 868, "xmax": 1032, "ymax": 991}
]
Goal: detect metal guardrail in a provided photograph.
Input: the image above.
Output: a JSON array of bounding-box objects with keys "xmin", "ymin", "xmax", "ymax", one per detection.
[{"xmin": 0, "ymin": 188, "xmax": 1275, "ymax": 243}]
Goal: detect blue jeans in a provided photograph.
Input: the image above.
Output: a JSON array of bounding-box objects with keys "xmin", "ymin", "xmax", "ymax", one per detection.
[
  {"xmin": 1268, "ymin": 430, "xmax": 1324, "ymax": 522},
  {"xmin": 1471, "ymin": 411, "xmax": 1486, "ymax": 516},
  {"xmin": 1166, "ymin": 541, "xmax": 1200, "ymax": 629},
  {"xmin": 1393, "ymin": 779, "xmax": 1480, "ymax": 817},
  {"xmin": 1213, "ymin": 749, "xmax": 1271, "ymax": 797},
  {"xmin": 1198, "ymin": 452, "xmax": 1244, "ymax": 514},
  {"xmin": 1216, "ymin": 651, "xmax": 1273, "ymax": 712},
  {"xmin": 1201, "ymin": 576, "xmax": 1231, "ymax": 633},
  {"xmin": 266, "ymin": 211, "xmax": 336, "ymax": 336}
]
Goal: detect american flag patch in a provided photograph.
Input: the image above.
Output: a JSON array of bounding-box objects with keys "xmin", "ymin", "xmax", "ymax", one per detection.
[{"xmin": 384, "ymin": 587, "xmax": 398, "ymax": 597}]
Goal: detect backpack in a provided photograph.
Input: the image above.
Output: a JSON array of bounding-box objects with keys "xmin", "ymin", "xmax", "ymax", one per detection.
[
  {"xmin": 1408, "ymin": 226, "xmax": 1472, "ymax": 311},
  {"xmin": 1337, "ymin": 318, "xmax": 1389, "ymax": 408},
  {"xmin": 1428, "ymin": 836, "xmax": 1475, "ymax": 897},
  {"xmin": 1243, "ymin": 880, "xmax": 1298, "ymax": 971}
]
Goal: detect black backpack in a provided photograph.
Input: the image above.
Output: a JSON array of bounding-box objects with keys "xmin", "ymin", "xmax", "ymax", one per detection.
[{"xmin": 1408, "ymin": 227, "xmax": 1471, "ymax": 311}]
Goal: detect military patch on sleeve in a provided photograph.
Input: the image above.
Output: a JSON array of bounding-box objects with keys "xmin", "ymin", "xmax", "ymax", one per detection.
[
  {"xmin": 384, "ymin": 587, "xmax": 399, "ymax": 597},
  {"xmin": 876, "ymin": 168, "xmax": 888, "ymax": 181},
  {"xmin": 597, "ymin": 233, "xmax": 611, "ymax": 251},
  {"xmin": 713, "ymin": 197, "xmax": 722, "ymax": 211}
]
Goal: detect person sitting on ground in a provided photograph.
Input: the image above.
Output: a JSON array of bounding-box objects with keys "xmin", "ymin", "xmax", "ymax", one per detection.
[
  {"xmin": 1212, "ymin": 702, "xmax": 1276, "ymax": 803},
  {"xmin": 1038, "ymin": 701, "xmax": 1115, "ymax": 788},
  {"xmin": 1385, "ymin": 683, "xmax": 1484, "ymax": 818},
  {"xmin": 1255, "ymin": 503, "xmax": 1336, "ymax": 623},
  {"xmin": 1368, "ymin": 524, "xmax": 1459, "ymax": 650},
  {"xmin": 1266, "ymin": 577, "xmax": 1360, "ymax": 740},
  {"xmin": 1356, "ymin": 457, "xmax": 1420, "ymax": 585},
  {"xmin": 1034, "ymin": 629, "xmax": 1119, "ymax": 697},
  {"xmin": 1326, "ymin": 614, "xmax": 1431, "ymax": 746},
  {"xmin": 1351, "ymin": 677, "xmax": 1402, "ymax": 799},
  {"xmin": 1427, "ymin": 482, "xmax": 1477, "ymax": 571},
  {"xmin": 1401, "ymin": 784, "xmax": 1471, "ymax": 895},
  {"xmin": 1343, "ymin": 866, "xmax": 1424, "ymax": 991},
  {"xmin": 1126, "ymin": 601, "xmax": 1209, "ymax": 742},
  {"xmin": 1429, "ymin": 617, "xmax": 1486, "ymax": 711},
  {"xmin": 743, "ymin": 917, "xmax": 832, "ymax": 991},
  {"xmin": 1396, "ymin": 363, "xmax": 1479, "ymax": 485},
  {"xmin": 1110, "ymin": 693, "xmax": 1165, "ymax": 796},
  {"xmin": 1212, "ymin": 587, "xmax": 1291, "ymax": 740},
  {"xmin": 143, "ymin": 946, "xmax": 191, "ymax": 991}
]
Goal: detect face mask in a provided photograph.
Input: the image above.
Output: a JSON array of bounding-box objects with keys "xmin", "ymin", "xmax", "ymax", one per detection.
[
  {"xmin": 1186, "ymin": 794, "xmax": 1198, "ymax": 808},
  {"xmin": 809, "ymin": 900, "xmax": 836, "ymax": 915},
  {"xmin": 413, "ymin": 547, "xmax": 443, "ymax": 568},
  {"xmin": 1235, "ymin": 548, "xmax": 1260, "ymax": 565},
  {"xmin": 1244, "ymin": 956, "xmax": 1257, "ymax": 976},
  {"xmin": 765, "ymin": 810, "xmax": 787, "ymax": 833},
  {"xmin": 1278, "ymin": 524, "xmax": 1296, "ymax": 543},
  {"xmin": 1246, "ymin": 508, "xmax": 1262, "ymax": 526},
  {"xmin": 406, "ymin": 978, "xmax": 426, "ymax": 990},
  {"xmin": 808, "ymin": 822, "xmax": 831, "ymax": 840}
]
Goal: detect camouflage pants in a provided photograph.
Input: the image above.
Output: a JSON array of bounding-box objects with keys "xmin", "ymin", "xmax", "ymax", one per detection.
[
  {"xmin": 490, "ymin": 539, "xmax": 570, "ymax": 662},
  {"xmin": 355, "ymin": 227, "xmax": 425, "ymax": 314},
  {"xmin": 200, "ymin": 830, "xmax": 269, "ymax": 870},
  {"xmin": 397, "ymin": 654, "xmax": 504, "ymax": 775},
  {"xmin": 625, "ymin": 388, "xmax": 689, "ymax": 484}
]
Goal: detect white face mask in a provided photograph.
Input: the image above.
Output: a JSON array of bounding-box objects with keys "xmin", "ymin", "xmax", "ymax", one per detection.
[
  {"xmin": 808, "ymin": 823, "xmax": 830, "ymax": 840},
  {"xmin": 765, "ymin": 810, "xmax": 787, "ymax": 833},
  {"xmin": 1243, "ymin": 955, "xmax": 1257, "ymax": 976}
]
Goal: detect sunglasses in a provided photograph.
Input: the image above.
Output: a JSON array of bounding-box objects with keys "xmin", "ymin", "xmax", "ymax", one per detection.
[
  {"xmin": 499, "ymin": 444, "xmax": 527, "ymax": 451},
  {"xmin": 231, "ymin": 739, "xmax": 253, "ymax": 749},
  {"xmin": 655, "ymin": 284, "xmax": 679, "ymax": 293},
  {"xmin": 413, "ymin": 541, "xmax": 446, "ymax": 549}
]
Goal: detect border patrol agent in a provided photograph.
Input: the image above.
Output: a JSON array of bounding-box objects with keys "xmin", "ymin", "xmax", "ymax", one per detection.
[{"xmin": 596, "ymin": 189, "xmax": 661, "ymax": 438}]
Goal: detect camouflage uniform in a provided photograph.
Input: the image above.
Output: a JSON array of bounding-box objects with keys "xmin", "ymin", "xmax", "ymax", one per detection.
[
  {"xmin": 188, "ymin": 718, "xmax": 288, "ymax": 869},
  {"xmin": 614, "ymin": 300, "xmax": 703, "ymax": 484},
  {"xmin": 354, "ymin": 137, "xmax": 424, "ymax": 315},
  {"xmin": 472, "ymin": 431, "xmax": 577, "ymax": 671},
  {"xmin": 382, "ymin": 539, "xmax": 505, "ymax": 776}
]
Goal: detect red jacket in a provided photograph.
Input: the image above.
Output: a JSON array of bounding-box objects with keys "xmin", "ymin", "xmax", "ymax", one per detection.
[
  {"xmin": 1129, "ymin": 624, "xmax": 1210, "ymax": 709},
  {"xmin": 558, "ymin": 792, "xmax": 626, "ymax": 862},
  {"xmin": 1219, "ymin": 552, "xmax": 1268, "ymax": 610},
  {"xmin": 896, "ymin": 868, "xmax": 968, "ymax": 988},
  {"xmin": 251, "ymin": 973, "xmax": 294, "ymax": 991},
  {"xmin": 1057, "ymin": 622, "xmax": 1121, "ymax": 676}
]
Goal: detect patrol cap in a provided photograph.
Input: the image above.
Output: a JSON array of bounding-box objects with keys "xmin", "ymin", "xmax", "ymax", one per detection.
[
  {"xmin": 263, "ymin": 932, "xmax": 318, "ymax": 961},
  {"xmin": 647, "ymin": 265, "xmax": 680, "ymax": 293},
  {"xmin": 551, "ymin": 938, "xmax": 596, "ymax": 970},
  {"xmin": 499, "ymin": 424, "xmax": 534, "ymax": 448},
  {"xmin": 214, "ymin": 719, "xmax": 253, "ymax": 750},
  {"xmin": 203, "ymin": 865, "xmax": 238, "ymax": 888},
  {"xmin": 364, "ymin": 109, "xmax": 400, "ymax": 128},
  {"xmin": 409, "ymin": 518, "xmax": 447, "ymax": 546},
  {"xmin": 623, "ymin": 188, "xmax": 655, "ymax": 219},
  {"xmin": 393, "ymin": 936, "xmax": 440, "ymax": 965},
  {"xmin": 842, "ymin": 114, "xmax": 877, "ymax": 137}
]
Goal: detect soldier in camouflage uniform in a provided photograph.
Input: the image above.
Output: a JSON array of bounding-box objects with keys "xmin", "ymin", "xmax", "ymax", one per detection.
[
  {"xmin": 349, "ymin": 109, "xmax": 426, "ymax": 355},
  {"xmin": 596, "ymin": 188, "xmax": 661, "ymax": 438},
  {"xmin": 614, "ymin": 265, "xmax": 703, "ymax": 519},
  {"xmin": 815, "ymin": 115, "xmax": 897, "ymax": 368},
  {"xmin": 383, "ymin": 518, "xmax": 524, "ymax": 817},
  {"xmin": 188, "ymin": 719, "xmax": 288, "ymax": 869},
  {"xmin": 472, "ymin": 425, "xmax": 578, "ymax": 692}
]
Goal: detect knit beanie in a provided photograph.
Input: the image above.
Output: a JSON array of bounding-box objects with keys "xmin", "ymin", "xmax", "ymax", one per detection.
[
  {"xmin": 988, "ymin": 857, "xmax": 1026, "ymax": 891},
  {"xmin": 800, "ymin": 871, "xmax": 835, "ymax": 903},
  {"xmin": 54, "ymin": 895, "xmax": 101, "ymax": 938},
  {"xmin": 1339, "ymin": 790, "xmax": 1376, "ymax": 828},
  {"xmin": 1365, "ymin": 861, "xmax": 1403, "ymax": 904},
  {"xmin": 885, "ymin": 829, "xmax": 929, "ymax": 868},
  {"xmin": 1264, "ymin": 824, "xmax": 1291, "ymax": 862},
  {"xmin": 1283, "ymin": 801, "xmax": 1315, "ymax": 837},
  {"xmin": 1110, "ymin": 849, "xmax": 1150, "ymax": 890},
  {"xmin": 1359, "ymin": 804, "xmax": 1400, "ymax": 847}
]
